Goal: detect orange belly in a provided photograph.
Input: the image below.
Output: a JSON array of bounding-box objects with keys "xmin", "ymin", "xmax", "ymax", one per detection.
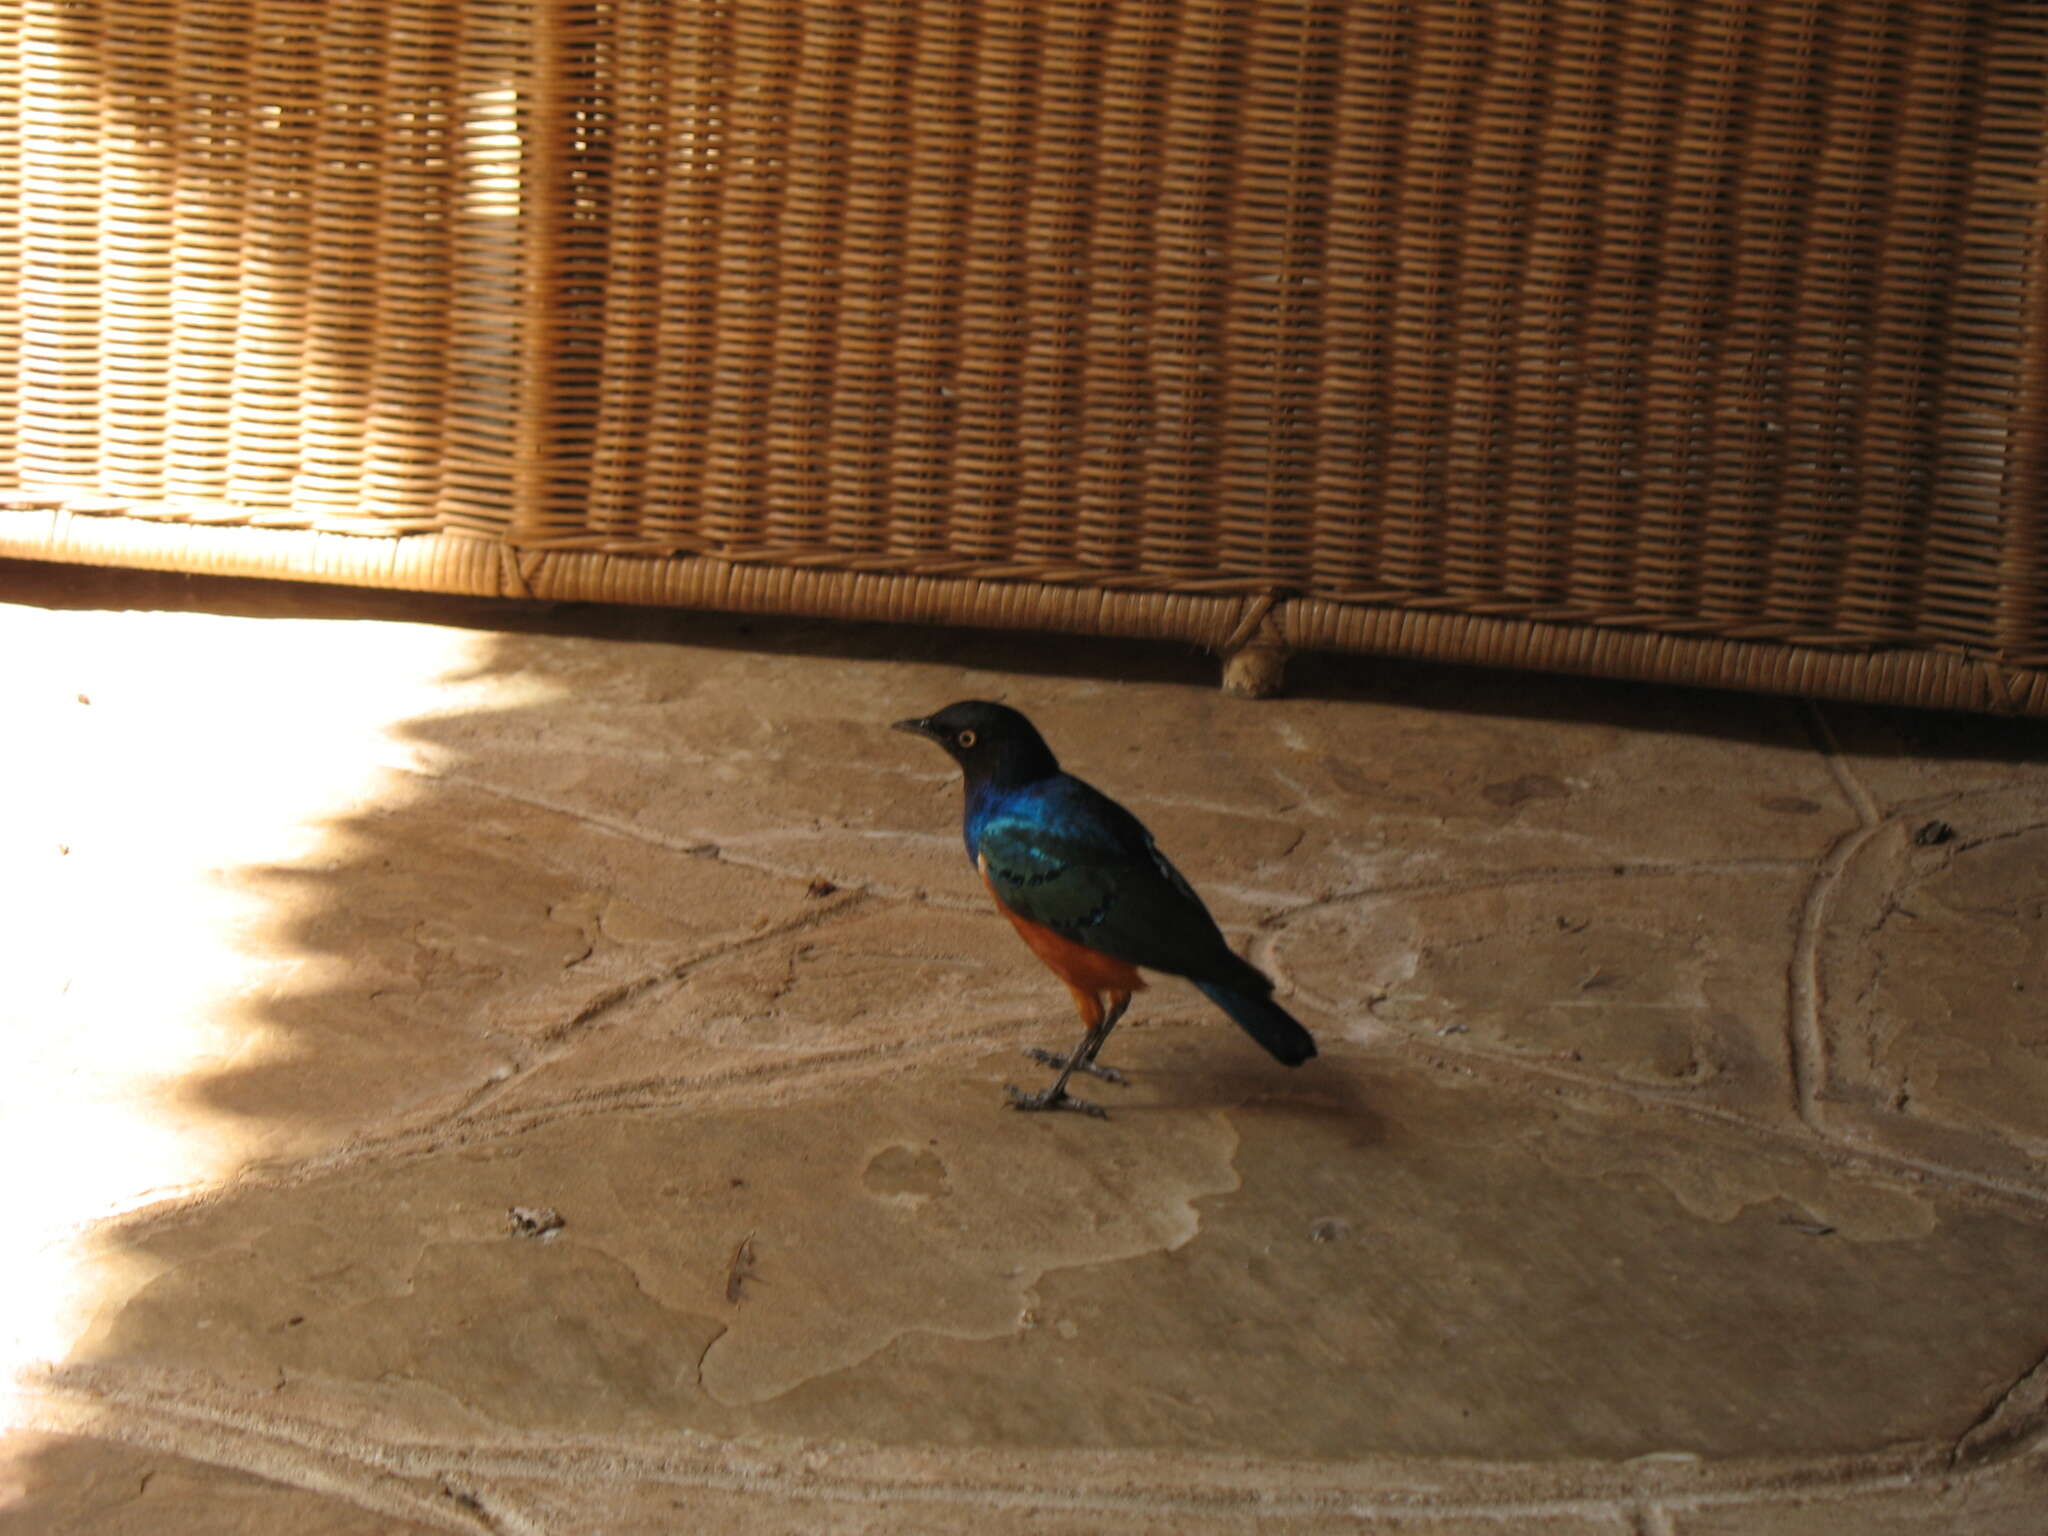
[
  {"xmin": 998, "ymin": 902, "xmax": 1145, "ymax": 993},
  {"xmin": 980, "ymin": 869, "xmax": 1144, "ymax": 996}
]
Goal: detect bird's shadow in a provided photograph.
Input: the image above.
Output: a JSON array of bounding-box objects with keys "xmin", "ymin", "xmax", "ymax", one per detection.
[{"xmin": 1070, "ymin": 1031, "xmax": 1390, "ymax": 1149}]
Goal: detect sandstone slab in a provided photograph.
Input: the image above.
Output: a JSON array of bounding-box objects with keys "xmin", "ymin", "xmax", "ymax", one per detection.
[{"xmin": 5, "ymin": 562, "xmax": 2047, "ymax": 1533}]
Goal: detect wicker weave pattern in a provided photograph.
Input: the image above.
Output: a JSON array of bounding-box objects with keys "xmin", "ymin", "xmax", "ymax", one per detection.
[
  {"xmin": 3, "ymin": 0, "xmax": 525, "ymax": 532},
  {"xmin": 3, "ymin": 0, "xmax": 2046, "ymax": 672}
]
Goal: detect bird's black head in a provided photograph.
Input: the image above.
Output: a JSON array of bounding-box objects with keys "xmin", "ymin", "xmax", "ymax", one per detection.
[{"xmin": 892, "ymin": 700, "xmax": 1060, "ymax": 789}]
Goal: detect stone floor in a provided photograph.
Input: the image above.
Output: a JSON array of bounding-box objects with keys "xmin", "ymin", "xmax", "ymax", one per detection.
[{"xmin": 3, "ymin": 557, "xmax": 2046, "ymax": 1534}]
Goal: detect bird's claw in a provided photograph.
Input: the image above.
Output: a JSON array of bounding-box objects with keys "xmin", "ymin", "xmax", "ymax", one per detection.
[
  {"xmin": 1005, "ymin": 1083, "xmax": 1109, "ymax": 1119},
  {"xmin": 1022, "ymin": 1048, "xmax": 1126, "ymax": 1085}
]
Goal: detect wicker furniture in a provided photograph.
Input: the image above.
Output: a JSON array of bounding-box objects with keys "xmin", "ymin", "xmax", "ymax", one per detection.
[{"xmin": 3, "ymin": 1, "xmax": 2044, "ymax": 710}]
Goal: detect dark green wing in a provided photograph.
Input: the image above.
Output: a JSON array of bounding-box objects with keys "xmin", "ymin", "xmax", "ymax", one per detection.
[{"xmin": 975, "ymin": 781, "xmax": 1259, "ymax": 987}]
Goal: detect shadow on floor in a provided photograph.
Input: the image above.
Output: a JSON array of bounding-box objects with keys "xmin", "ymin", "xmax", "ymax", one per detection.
[{"xmin": 10, "ymin": 557, "xmax": 2046, "ymax": 766}]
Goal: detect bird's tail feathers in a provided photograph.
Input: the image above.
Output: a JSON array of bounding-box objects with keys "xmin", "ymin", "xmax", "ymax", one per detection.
[{"xmin": 1193, "ymin": 979, "xmax": 1317, "ymax": 1067}]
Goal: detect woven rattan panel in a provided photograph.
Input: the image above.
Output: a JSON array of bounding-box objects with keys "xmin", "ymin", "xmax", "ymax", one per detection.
[
  {"xmin": 3, "ymin": 1, "xmax": 2046, "ymax": 689},
  {"xmin": 1, "ymin": 0, "xmax": 532, "ymax": 534}
]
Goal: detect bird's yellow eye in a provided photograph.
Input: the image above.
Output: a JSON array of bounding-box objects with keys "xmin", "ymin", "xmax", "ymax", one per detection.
[{"xmin": 956, "ymin": 729, "xmax": 978, "ymax": 749}]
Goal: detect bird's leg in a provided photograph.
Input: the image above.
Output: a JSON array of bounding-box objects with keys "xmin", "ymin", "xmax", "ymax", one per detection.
[
  {"xmin": 1019, "ymin": 1048, "xmax": 1122, "ymax": 1081},
  {"xmin": 1022, "ymin": 1048, "xmax": 1127, "ymax": 1084},
  {"xmin": 1026, "ymin": 991, "xmax": 1130, "ymax": 1081},
  {"xmin": 1077, "ymin": 992, "xmax": 1131, "ymax": 1072},
  {"xmin": 1008, "ymin": 993, "xmax": 1132, "ymax": 1117},
  {"xmin": 1022, "ymin": 992, "xmax": 1129, "ymax": 1084},
  {"xmin": 1008, "ymin": 1026, "xmax": 1110, "ymax": 1117}
]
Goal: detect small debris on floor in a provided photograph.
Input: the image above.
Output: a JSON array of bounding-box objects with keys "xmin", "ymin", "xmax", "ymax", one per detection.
[
  {"xmin": 1782, "ymin": 1214, "xmax": 1836, "ymax": 1238},
  {"xmin": 440, "ymin": 1483, "xmax": 486, "ymax": 1515},
  {"xmin": 1913, "ymin": 819, "xmax": 1956, "ymax": 847},
  {"xmin": 1761, "ymin": 795, "xmax": 1822, "ymax": 815},
  {"xmin": 507, "ymin": 1205, "xmax": 566, "ymax": 1240},
  {"xmin": 1481, "ymin": 773, "xmax": 1569, "ymax": 808},
  {"xmin": 806, "ymin": 877, "xmax": 838, "ymax": 898},
  {"xmin": 726, "ymin": 1232, "xmax": 758, "ymax": 1304},
  {"xmin": 1309, "ymin": 1218, "xmax": 1351, "ymax": 1244}
]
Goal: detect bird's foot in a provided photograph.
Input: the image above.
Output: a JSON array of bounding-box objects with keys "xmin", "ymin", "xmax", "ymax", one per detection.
[
  {"xmin": 1022, "ymin": 1048, "xmax": 1127, "ymax": 1085},
  {"xmin": 1004, "ymin": 1083, "xmax": 1109, "ymax": 1119}
]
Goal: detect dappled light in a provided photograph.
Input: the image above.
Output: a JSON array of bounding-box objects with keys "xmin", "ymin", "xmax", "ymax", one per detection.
[
  {"xmin": 5, "ymin": 564, "xmax": 2048, "ymax": 1530},
  {"xmin": 3, "ymin": 0, "xmax": 2046, "ymax": 1526},
  {"xmin": 0, "ymin": 591, "xmax": 534, "ymax": 1402}
]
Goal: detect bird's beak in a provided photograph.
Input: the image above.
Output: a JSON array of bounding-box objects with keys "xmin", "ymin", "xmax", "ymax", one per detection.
[{"xmin": 892, "ymin": 716, "xmax": 939, "ymax": 740}]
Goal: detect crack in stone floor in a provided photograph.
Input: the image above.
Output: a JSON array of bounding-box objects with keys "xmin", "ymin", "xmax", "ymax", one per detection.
[{"xmin": 6, "ymin": 563, "xmax": 2048, "ymax": 1532}]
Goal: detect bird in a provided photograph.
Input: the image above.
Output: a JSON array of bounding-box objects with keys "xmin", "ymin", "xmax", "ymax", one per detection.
[{"xmin": 893, "ymin": 700, "xmax": 1316, "ymax": 1117}]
